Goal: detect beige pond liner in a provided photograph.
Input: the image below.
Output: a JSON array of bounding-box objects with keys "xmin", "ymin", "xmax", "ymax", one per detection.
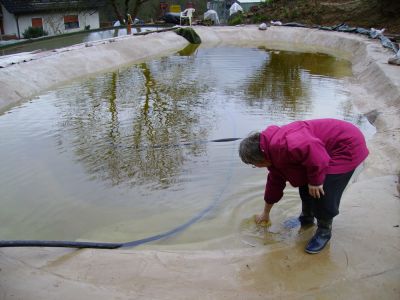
[{"xmin": 0, "ymin": 26, "xmax": 399, "ymax": 299}]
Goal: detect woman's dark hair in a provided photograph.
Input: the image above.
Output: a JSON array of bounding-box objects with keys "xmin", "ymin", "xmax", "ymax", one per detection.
[{"xmin": 238, "ymin": 132, "xmax": 265, "ymax": 165}]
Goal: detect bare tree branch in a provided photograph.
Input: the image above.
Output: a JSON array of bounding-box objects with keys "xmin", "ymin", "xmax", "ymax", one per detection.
[
  {"xmin": 131, "ymin": 0, "xmax": 151, "ymax": 21},
  {"xmin": 110, "ymin": 0, "xmax": 125, "ymax": 24},
  {"xmin": 124, "ymin": 0, "xmax": 130, "ymax": 17},
  {"xmin": 109, "ymin": 0, "xmax": 152, "ymax": 25}
]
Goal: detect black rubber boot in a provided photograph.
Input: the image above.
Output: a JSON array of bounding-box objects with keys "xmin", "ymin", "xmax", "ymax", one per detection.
[
  {"xmin": 298, "ymin": 212, "xmax": 314, "ymax": 227},
  {"xmin": 305, "ymin": 219, "xmax": 332, "ymax": 254}
]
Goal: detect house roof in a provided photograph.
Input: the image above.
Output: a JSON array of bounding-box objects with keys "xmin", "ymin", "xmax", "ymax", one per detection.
[{"xmin": 0, "ymin": 0, "xmax": 106, "ymax": 14}]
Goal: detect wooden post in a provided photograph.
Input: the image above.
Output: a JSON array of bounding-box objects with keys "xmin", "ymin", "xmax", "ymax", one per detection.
[{"xmin": 127, "ymin": 14, "xmax": 132, "ymax": 35}]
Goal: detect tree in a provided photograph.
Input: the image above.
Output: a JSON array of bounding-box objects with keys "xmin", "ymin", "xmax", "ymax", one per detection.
[
  {"xmin": 109, "ymin": 0, "xmax": 152, "ymax": 24},
  {"xmin": 110, "ymin": 0, "xmax": 125, "ymax": 24}
]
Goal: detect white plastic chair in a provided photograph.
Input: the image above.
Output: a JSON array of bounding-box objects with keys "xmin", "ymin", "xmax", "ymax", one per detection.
[{"xmin": 180, "ymin": 8, "xmax": 195, "ymax": 26}]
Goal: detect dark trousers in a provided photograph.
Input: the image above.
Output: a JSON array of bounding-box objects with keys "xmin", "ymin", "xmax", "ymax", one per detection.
[{"xmin": 299, "ymin": 170, "xmax": 355, "ymax": 221}]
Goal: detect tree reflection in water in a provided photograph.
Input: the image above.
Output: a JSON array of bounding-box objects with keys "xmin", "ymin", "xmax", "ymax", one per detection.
[
  {"xmin": 54, "ymin": 57, "xmax": 212, "ymax": 189},
  {"xmin": 243, "ymin": 49, "xmax": 352, "ymax": 119}
]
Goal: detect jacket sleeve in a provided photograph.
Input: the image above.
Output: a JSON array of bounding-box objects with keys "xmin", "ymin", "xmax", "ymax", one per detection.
[
  {"xmin": 285, "ymin": 129, "xmax": 331, "ymax": 185},
  {"xmin": 264, "ymin": 168, "xmax": 286, "ymax": 204}
]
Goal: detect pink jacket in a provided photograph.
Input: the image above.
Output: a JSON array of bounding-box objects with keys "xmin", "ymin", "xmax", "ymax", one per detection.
[{"xmin": 259, "ymin": 119, "xmax": 369, "ymax": 204}]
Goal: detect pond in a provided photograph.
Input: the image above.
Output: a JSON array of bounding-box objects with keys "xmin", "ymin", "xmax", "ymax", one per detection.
[{"xmin": 0, "ymin": 45, "xmax": 375, "ymax": 249}]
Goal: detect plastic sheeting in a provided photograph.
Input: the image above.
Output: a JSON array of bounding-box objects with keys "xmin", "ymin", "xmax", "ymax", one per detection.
[
  {"xmin": 204, "ymin": 10, "xmax": 220, "ymax": 25},
  {"xmin": 162, "ymin": 13, "xmax": 181, "ymax": 25},
  {"xmin": 271, "ymin": 22, "xmax": 399, "ymax": 54},
  {"xmin": 259, "ymin": 23, "xmax": 267, "ymax": 30},
  {"xmin": 229, "ymin": 3, "xmax": 243, "ymax": 16},
  {"xmin": 389, "ymin": 49, "xmax": 400, "ymax": 65},
  {"xmin": 320, "ymin": 24, "xmax": 399, "ymax": 53}
]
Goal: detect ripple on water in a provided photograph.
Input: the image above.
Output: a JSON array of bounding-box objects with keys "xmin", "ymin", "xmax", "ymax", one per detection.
[{"xmin": 237, "ymin": 187, "xmax": 315, "ymax": 248}]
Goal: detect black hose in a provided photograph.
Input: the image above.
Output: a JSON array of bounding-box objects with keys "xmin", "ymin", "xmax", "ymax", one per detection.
[
  {"xmin": 210, "ymin": 138, "xmax": 241, "ymax": 142},
  {"xmin": 147, "ymin": 137, "xmax": 242, "ymax": 150},
  {"xmin": 0, "ymin": 240, "xmax": 122, "ymax": 249}
]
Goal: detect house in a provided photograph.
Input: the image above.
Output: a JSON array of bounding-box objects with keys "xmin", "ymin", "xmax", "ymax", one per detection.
[{"xmin": 0, "ymin": 0, "xmax": 106, "ymax": 39}]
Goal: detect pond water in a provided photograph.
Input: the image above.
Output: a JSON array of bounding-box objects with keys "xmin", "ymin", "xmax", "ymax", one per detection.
[{"xmin": 0, "ymin": 45, "xmax": 375, "ymax": 249}]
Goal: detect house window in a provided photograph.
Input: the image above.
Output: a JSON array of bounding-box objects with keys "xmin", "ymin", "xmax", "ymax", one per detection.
[
  {"xmin": 64, "ymin": 15, "xmax": 79, "ymax": 29},
  {"xmin": 32, "ymin": 18, "xmax": 43, "ymax": 28}
]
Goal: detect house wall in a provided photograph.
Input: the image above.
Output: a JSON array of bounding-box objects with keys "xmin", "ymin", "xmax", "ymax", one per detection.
[
  {"xmin": 18, "ymin": 11, "xmax": 100, "ymax": 36},
  {"xmin": 0, "ymin": 6, "xmax": 100, "ymax": 38},
  {"xmin": 1, "ymin": 4, "xmax": 18, "ymax": 36}
]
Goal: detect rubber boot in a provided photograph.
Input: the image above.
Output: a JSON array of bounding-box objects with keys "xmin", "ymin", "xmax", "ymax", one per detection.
[{"xmin": 305, "ymin": 219, "xmax": 332, "ymax": 254}]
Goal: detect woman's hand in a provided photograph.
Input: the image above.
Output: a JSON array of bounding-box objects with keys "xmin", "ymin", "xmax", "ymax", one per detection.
[
  {"xmin": 255, "ymin": 211, "xmax": 270, "ymax": 225},
  {"xmin": 308, "ymin": 184, "xmax": 325, "ymax": 199},
  {"xmin": 255, "ymin": 202, "xmax": 273, "ymax": 225}
]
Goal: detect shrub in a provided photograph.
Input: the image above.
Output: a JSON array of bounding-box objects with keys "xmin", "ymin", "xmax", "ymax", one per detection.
[
  {"xmin": 290, "ymin": 8, "xmax": 299, "ymax": 19},
  {"xmin": 228, "ymin": 12, "xmax": 243, "ymax": 26},
  {"xmin": 260, "ymin": 0, "xmax": 273, "ymax": 7},
  {"xmin": 175, "ymin": 27, "xmax": 202, "ymax": 44},
  {"xmin": 251, "ymin": 14, "xmax": 266, "ymax": 23},
  {"xmin": 22, "ymin": 26, "xmax": 48, "ymax": 39}
]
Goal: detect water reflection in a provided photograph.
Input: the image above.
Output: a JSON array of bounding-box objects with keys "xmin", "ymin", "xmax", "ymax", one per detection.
[
  {"xmin": 242, "ymin": 50, "xmax": 352, "ymax": 119},
  {"xmin": 178, "ymin": 44, "xmax": 200, "ymax": 56},
  {"xmin": 54, "ymin": 58, "xmax": 211, "ymax": 188},
  {"xmin": 245, "ymin": 50, "xmax": 310, "ymax": 112}
]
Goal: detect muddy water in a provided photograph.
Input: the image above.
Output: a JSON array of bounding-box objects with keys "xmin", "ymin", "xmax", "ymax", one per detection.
[{"xmin": 0, "ymin": 46, "xmax": 374, "ymax": 249}]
